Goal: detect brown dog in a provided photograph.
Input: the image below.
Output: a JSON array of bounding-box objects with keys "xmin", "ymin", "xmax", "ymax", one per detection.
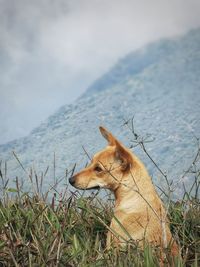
[{"xmin": 69, "ymin": 126, "xmax": 179, "ymax": 256}]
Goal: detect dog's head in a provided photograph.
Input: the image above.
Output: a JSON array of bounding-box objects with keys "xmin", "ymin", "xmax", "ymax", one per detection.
[{"xmin": 69, "ymin": 126, "xmax": 134, "ymax": 191}]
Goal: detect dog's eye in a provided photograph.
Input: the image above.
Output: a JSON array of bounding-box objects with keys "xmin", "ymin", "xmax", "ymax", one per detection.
[{"xmin": 94, "ymin": 166, "xmax": 103, "ymax": 173}]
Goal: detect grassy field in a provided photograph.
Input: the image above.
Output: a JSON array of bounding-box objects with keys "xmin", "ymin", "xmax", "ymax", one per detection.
[{"xmin": 0, "ymin": 164, "xmax": 199, "ymax": 267}]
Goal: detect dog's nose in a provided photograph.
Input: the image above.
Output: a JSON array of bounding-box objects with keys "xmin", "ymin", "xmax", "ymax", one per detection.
[{"xmin": 69, "ymin": 176, "xmax": 76, "ymax": 186}]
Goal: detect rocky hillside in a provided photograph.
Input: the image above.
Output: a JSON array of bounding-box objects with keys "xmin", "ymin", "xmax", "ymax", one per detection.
[{"xmin": 0, "ymin": 28, "xmax": 200, "ymax": 195}]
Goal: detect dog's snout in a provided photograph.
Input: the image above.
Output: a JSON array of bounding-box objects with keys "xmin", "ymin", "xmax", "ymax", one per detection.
[{"xmin": 69, "ymin": 176, "xmax": 76, "ymax": 186}]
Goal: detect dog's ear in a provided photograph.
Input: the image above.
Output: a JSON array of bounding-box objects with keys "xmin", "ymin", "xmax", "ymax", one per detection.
[
  {"xmin": 99, "ymin": 126, "xmax": 116, "ymax": 146},
  {"xmin": 99, "ymin": 126, "xmax": 133, "ymax": 172},
  {"xmin": 115, "ymin": 141, "xmax": 133, "ymax": 172}
]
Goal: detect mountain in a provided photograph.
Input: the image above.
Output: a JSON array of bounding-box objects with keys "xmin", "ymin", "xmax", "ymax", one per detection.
[{"xmin": 0, "ymin": 28, "xmax": 200, "ymax": 195}]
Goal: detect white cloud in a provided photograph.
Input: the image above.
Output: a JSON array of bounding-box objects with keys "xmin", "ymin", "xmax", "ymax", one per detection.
[{"xmin": 0, "ymin": 0, "xmax": 200, "ymax": 143}]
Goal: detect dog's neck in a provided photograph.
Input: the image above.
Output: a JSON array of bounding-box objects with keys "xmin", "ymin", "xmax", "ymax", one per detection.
[{"xmin": 113, "ymin": 168, "xmax": 157, "ymax": 214}]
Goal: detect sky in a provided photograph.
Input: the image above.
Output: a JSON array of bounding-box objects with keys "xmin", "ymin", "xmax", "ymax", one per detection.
[{"xmin": 1, "ymin": 0, "xmax": 200, "ymax": 144}]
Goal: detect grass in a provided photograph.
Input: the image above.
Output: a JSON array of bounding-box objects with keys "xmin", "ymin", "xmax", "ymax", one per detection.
[
  {"xmin": 0, "ymin": 122, "xmax": 199, "ymax": 266},
  {"xmin": 0, "ymin": 165, "xmax": 199, "ymax": 267}
]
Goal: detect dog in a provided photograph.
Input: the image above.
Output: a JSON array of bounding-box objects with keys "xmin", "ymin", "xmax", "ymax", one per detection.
[{"xmin": 69, "ymin": 126, "xmax": 179, "ymax": 257}]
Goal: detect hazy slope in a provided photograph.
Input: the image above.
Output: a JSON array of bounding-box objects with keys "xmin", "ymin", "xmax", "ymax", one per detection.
[{"xmin": 0, "ymin": 29, "xmax": 200, "ymax": 194}]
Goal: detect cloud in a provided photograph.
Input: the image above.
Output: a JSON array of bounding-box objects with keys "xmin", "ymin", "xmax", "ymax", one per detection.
[{"xmin": 0, "ymin": 0, "xmax": 200, "ymax": 143}]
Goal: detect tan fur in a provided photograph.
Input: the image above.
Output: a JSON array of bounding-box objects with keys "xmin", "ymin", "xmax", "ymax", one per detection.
[{"xmin": 69, "ymin": 126, "xmax": 179, "ymax": 257}]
